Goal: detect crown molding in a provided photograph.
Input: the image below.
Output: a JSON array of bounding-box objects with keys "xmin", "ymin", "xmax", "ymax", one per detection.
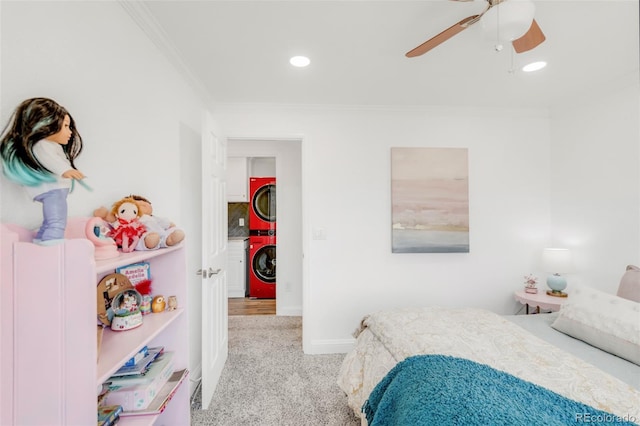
[{"xmin": 118, "ymin": 1, "xmax": 212, "ymax": 105}]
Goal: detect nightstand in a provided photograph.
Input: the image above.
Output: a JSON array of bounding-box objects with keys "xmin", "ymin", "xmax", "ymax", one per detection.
[{"xmin": 514, "ymin": 290, "xmax": 568, "ymax": 314}]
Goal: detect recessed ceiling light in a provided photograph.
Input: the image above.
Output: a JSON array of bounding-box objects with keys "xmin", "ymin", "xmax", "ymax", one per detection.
[
  {"xmin": 289, "ymin": 56, "xmax": 310, "ymax": 67},
  {"xmin": 522, "ymin": 61, "xmax": 547, "ymax": 72}
]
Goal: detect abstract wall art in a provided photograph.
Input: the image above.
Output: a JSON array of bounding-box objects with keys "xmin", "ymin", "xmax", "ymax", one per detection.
[{"xmin": 391, "ymin": 147, "xmax": 469, "ymax": 253}]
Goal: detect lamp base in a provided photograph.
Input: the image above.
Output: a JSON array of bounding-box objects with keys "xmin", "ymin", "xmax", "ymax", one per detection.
[
  {"xmin": 546, "ymin": 290, "xmax": 568, "ymax": 298},
  {"xmin": 546, "ymin": 273, "xmax": 567, "ymax": 294}
]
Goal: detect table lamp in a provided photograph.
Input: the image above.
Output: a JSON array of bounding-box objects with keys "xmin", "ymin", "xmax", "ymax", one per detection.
[{"xmin": 542, "ymin": 248, "xmax": 572, "ymax": 297}]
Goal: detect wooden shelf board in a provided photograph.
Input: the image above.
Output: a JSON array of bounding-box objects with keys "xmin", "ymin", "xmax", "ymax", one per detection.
[
  {"xmin": 95, "ymin": 245, "xmax": 182, "ymax": 275},
  {"xmin": 97, "ymin": 309, "xmax": 184, "ymax": 383}
]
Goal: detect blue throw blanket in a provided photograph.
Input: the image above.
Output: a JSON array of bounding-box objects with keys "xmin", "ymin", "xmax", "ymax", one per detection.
[{"xmin": 363, "ymin": 355, "xmax": 638, "ymax": 426}]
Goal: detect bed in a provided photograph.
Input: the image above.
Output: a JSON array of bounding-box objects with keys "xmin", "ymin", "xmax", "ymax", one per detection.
[{"xmin": 338, "ymin": 266, "xmax": 640, "ymax": 425}]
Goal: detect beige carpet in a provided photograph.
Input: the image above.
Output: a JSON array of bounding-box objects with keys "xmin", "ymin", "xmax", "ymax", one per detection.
[{"xmin": 190, "ymin": 315, "xmax": 360, "ymax": 425}]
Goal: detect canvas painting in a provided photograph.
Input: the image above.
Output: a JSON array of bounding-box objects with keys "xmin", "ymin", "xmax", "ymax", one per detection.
[{"xmin": 391, "ymin": 147, "xmax": 469, "ymax": 253}]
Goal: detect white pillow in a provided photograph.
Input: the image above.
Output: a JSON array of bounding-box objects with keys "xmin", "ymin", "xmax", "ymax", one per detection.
[
  {"xmin": 617, "ymin": 265, "xmax": 640, "ymax": 302},
  {"xmin": 551, "ymin": 285, "xmax": 640, "ymax": 365}
]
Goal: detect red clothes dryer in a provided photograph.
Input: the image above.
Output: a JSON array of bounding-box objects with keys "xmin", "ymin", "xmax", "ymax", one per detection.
[
  {"xmin": 249, "ymin": 233, "xmax": 276, "ymax": 298},
  {"xmin": 249, "ymin": 177, "xmax": 276, "ymax": 231}
]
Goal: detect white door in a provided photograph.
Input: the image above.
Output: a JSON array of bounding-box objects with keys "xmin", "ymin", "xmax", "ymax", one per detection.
[{"xmin": 200, "ymin": 110, "xmax": 228, "ymax": 409}]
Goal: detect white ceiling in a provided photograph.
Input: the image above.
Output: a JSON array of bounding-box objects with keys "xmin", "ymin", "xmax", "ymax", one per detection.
[{"xmin": 138, "ymin": 0, "xmax": 639, "ymax": 109}]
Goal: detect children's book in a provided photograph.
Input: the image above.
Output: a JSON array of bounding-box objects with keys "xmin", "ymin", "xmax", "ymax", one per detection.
[
  {"xmin": 105, "ymin": 352, "xmax": 176, "ymax": 411},
  {"xmin": 119, "ymin": 369, "xmax": 188, "ymax": 417},
  {"xmin": 122, "ymin": 345, "xmax": 148, "ymax": 367},
  {"xmin": 97, "ymin": 404, "xmax": 122, "ymax": 426},
  {"xmin": 109, "ymin": 346, "xmax": 163, "ymax": 378},
  {"xmin": 115, "ymin": 261, "xmax": 151, "ymax": 285}
]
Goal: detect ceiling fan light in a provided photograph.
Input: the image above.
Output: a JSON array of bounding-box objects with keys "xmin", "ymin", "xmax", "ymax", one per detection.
[
  {"xmin": 482, "ymin": 0, "xmax": 536, "ymax": 42},
  {"xmin": 522, "ymin": 61, "xmax": 547, "ymax": 72},
  {"xmin": 289, "ymin": 56, "xmax": 310, "ymax": 67}
]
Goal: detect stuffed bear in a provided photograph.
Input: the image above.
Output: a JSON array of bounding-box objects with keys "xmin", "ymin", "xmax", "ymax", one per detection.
[
  {"xmin": 94, "ymin": 194, "xmax": 184, "ymax": 251},
  {"xmin": 106, "ymin": 197, "xmax": 147, "ymax": 253}
]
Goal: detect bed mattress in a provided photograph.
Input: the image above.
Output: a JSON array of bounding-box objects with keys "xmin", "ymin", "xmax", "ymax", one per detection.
[
  {"xmin": 337, "ymin": 307, "xmax": 640, "ymax": 421},
  {"xmin": 505, "ymin": 312, "xmax": 640, "ymax": 390}
]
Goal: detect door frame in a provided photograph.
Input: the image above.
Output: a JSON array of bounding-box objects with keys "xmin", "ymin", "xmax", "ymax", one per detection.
[{"xmin": 226, "ymin": 136, "xmax": 308, "ymax": 345}]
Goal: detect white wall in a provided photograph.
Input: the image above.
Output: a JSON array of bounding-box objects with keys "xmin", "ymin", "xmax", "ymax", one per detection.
[
  {"xmin": 250, "ymin": 157, "xmax": 276, "ymax": 176},
  {"xmin": 215, "ymin": 105, "xmax": 553, "ymax": 353},
  {"xmin": 0, "ymin": 1, "xmax": 203, "ymax": 224},
  {"xmin": 549, "ymin": 80, "xmax": 640, "ymax": 293},
  {"xmin": 0, "ymin": 1, "xmax": 206, "ymax": 390}
]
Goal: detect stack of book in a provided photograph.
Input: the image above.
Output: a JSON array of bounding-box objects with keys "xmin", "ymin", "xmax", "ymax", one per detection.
[
  {"xmin": 102, "ymin": 346, "xmax": 188, "ymax": 416},
  {"xmin": 109, "ymin": 346, "xmax": 163, "ymax": 379}
]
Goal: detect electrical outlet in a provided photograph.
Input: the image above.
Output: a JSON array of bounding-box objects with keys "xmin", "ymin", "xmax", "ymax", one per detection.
[{"xmin": 239, "ymin": 218, "xmax": 245, "ymax": 227}]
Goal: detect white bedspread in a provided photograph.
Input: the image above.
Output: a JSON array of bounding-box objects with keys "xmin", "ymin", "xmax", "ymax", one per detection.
[{"xmin": 337, "ymin": 306, "xmax": 640, "ymax": 421}]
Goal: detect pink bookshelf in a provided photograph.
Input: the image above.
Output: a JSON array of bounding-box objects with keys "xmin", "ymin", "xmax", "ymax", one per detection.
[{"xmin": 1, "ymin": 218, "xmax": 190, "ymax": 425}]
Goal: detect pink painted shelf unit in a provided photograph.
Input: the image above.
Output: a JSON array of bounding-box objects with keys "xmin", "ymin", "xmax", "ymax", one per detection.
[{"xmin": 1, "ymin": 217, "xmax": 190, "ymax": 425}]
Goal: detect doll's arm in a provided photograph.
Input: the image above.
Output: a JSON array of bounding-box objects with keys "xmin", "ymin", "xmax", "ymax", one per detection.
[
  {"xmin": 94, "ymin": 206, "xmax": 117, "ymax": 223},
  {"xmin": 154, "ymin": 216, "xmax": 173, "ymax": 229},
  {"xmin": 62, "ymin": 169, "xmax": 85, "ymax": 179}
]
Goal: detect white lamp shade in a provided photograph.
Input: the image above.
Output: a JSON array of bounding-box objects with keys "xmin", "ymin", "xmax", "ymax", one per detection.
[
  {"xmin": 541, "ymin": 248, "xmax": 573, "ymax": 273},
  {"xmin": 481, "ymin": 0, "xmax": 536, "ymax": 42}
]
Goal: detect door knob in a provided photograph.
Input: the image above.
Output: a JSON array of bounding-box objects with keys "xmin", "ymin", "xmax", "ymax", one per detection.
[{"xmin": 196, "ymin": 267, "xmax": 222, "ymax": 278}]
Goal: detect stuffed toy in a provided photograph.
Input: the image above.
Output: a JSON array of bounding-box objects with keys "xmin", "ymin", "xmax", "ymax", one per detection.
[
  {"xmin": 94, "ymin": 194, "xmax": 184, "ymax": 251},
  {"xmin": 106, "ymin": 197, "xmax": 147, "ymax": 253},
  {"xmin": 84, "ymin": 216, "xmax": 119, "ymax": 260}
]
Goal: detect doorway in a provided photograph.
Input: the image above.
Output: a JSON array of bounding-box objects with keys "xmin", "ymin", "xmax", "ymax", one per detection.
[{"xmin": 227, "ymin": 138, "xmax": 303, "ymax": 317}]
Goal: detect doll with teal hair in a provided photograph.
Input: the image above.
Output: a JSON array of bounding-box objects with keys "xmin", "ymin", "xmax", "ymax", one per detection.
[{"xmin": 0, "ymin": 97, "xmax": 86, "ymax": 244}]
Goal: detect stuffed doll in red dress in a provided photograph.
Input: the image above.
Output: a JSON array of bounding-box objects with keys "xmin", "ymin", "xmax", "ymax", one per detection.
[{"xmin": 107, "ymin": 197, "xmax": 147, "ymax": 253}]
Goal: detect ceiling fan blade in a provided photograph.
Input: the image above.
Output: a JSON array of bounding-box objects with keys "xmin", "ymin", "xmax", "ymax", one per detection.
[
  {"xmin": 406, "ymin": 15, "xmax": 480, "ymax": 58},
  {"xmin": 512, "ymin": 19, "xmax": 546, "ymax": 53}
]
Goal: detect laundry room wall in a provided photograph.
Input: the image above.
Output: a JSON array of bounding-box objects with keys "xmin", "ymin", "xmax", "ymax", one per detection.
[
  {"xmin": 250, "ymin": 158, "xmax": 276, "ymax": 176},
  {"xmin": 228, "ymin": 203, "xmax": 249, "ymax": 238}
]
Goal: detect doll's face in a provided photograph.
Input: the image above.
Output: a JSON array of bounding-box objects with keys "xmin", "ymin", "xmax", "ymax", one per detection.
[
  {"xmin": 45, "ymin": 115, "xmax": 72, "ymax": 145},
  {"xmin": 117, "ymin": 202, "xmax": 139, "ymax": 220}
]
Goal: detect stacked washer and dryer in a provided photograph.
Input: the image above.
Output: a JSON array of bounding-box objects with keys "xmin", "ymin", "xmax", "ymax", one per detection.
[{"xmin": 248, "ymin": 177, "xmax": 276, "ymax": 298}]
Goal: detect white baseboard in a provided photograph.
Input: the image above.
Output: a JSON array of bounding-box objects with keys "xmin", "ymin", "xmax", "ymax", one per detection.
[
  {"xmin": 277, "ymin": 306, "xmax": 302, "ymax": 316},
  {"xmin": 306, "ymin": 338, "xmax": 356, "ymax": 354}
]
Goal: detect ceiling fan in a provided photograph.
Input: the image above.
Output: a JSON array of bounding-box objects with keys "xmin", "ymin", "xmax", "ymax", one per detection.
[{"xmin": 406, "ymin": 0, "xmax": 546, "ymax": 58}]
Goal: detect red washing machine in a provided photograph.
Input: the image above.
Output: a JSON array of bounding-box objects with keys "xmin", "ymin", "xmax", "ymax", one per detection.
[
  {"xmin": 249, "ymin": 177, "xmax": 276, "ymax": 231},
  {"xmin": 249, "ymin": 232, "xmax": 276, "ymax": 298}
]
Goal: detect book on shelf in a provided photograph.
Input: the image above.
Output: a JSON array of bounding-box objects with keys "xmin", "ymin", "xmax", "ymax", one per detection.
[
  {"xmin": 115, "ymin": 261, "xmax": 151, "ymax": 285},
  {"xmin": 105, "ymin": 352, "xmax": 175, "ymax": 411},
  {"xmin": 97, "ymin": 325, "xmax": 104, "ymax": 362},
  {"xmin": 119, "ymin": 369, "xmax": 189, "ymax": 417},
  {"xmin": 97, "ymin": 404, "xmax": 123, "ymax": 426},
  {"xmin": 109, "ymin": 346, "xmax": 163, "ymax": 378},
  {"xmin": 97, "ymin": 383, "xmax": 110, "ymax": 407},
  {"xmin": 122, "ymin": 345, "xmax": 149, "ymax": 367}
]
